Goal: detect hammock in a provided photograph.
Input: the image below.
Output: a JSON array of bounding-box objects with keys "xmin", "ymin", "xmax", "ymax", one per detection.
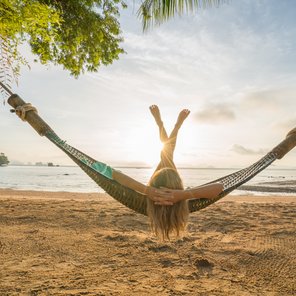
[{"xmin": 6, "ymin": 93, "xmax": 296, "ymax": 216}]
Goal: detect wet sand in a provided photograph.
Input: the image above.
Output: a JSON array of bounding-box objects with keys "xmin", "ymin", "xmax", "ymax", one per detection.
[{"xmin": 0, "ymin": 189, "xmax": 295, "ymax": 295}]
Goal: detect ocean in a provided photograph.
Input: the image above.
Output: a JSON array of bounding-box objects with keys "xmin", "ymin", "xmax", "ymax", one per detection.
[{"xmin": 0, "ymin": 165, "xmax": 295, "ymax": 196}]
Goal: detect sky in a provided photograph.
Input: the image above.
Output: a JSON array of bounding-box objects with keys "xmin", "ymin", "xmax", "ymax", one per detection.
[{"xmin": 1, "ymin": 0, "xmax": 296, "ymax": 169}]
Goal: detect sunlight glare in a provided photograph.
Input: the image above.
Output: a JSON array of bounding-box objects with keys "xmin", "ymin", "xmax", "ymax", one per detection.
[{"xmin": 122, "ymin": 123, "xmax": 163, "ymax": 167}]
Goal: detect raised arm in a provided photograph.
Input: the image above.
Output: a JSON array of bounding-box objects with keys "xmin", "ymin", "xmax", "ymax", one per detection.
[
  {"xmin": 188, "ymin": 183, "xmax": 223, "ymax": 200},
  {"xmin": 112, "ymin": 171, "xmax": 223, "ymax": 205},
  {"xmin": 112, "ymin": 170, "xmax": 175, "ymax": 205},
  {"xmin": 154, "ymin": 183, "xmax": 224, "ymax": 205}
]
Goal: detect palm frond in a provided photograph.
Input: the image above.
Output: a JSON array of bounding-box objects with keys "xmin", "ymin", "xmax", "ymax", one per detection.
[{"xmin": 138, "ymin": 0, "xmax": 227, "ymax": 31}]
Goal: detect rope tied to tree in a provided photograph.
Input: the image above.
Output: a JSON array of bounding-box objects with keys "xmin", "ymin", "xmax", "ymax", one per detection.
[{"xmin": 12, "ymin": 103, "xmax": 38, "ymax": 121}]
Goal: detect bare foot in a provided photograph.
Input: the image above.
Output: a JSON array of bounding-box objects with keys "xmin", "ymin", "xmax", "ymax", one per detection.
[
  {"xmin": 175, "ymin": 109, "xmax": 190, "ymax": 128},
  {"xmin": 149, "ymin": 105, "xmax": 163, "ymax": 127},
  {"xmin": 150, "ymin": 105, "xmax": 168, "ymax": 142}
]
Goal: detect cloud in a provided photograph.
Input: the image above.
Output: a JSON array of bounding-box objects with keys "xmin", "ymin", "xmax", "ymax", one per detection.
[
  {"xmin": 242, "ymin": 87, "xmax": 296, "ymax": 111},
  {"xmin": 232, "ymin": 144, "xmax": 268, "ymax": 155},
  {"xmin": 194, "ymin": 103, "xmax": 235, "ymax": 124},
  {"xmin": 243, "ymin": 90, "xmax": 279, "ymax": 109},
  {"xmin": 274, "ymin": 118, "xmax": 296, "ymax": 132}
]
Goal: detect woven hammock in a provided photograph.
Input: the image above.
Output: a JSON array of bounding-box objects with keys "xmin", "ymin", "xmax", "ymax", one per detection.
[{"xmin": 6, "ymin": 93, "xmax": 296, "ymax": 216}]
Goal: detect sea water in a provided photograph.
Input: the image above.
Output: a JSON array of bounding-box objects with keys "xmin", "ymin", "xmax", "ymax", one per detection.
[{"xmin": 0, "ymin": 165, "xmax": 295, "ymax": 195}]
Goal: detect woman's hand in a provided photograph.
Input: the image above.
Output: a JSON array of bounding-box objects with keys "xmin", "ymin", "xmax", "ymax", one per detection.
[
  {"xmin": 159, "ymin": 188, "xmax": 184, "ymax": 203},
  {"xmin": 152, "ymin": 186, "xmax": 222, "ymax": 203},
  {"xmin": 146, "ymin": 186, "xmax": 175, "ymax": 206}
]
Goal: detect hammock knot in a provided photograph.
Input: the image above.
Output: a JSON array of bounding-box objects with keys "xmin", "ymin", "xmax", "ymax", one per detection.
[{"xmin": 15, "ymin": 103, "xmax": 38, "ymax": 121}]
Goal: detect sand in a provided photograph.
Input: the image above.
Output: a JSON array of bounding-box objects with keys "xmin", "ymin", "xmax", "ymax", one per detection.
[{"xmin": 0, "ymin": 189, "xmax": 295, "ymax": 296}]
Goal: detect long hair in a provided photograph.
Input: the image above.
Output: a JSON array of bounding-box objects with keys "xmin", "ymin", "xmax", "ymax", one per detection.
[{"xmin": 147, "ymin": 168, "xmax": 189, "ymax": 240}]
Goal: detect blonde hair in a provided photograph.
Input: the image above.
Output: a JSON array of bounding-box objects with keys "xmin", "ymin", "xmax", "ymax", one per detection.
[{"xmin": 147, "ymin": 168, "xmax": 189, "ymax": 240}]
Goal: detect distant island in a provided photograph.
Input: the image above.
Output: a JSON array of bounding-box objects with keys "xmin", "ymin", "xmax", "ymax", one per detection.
[
  {"xmin": 0, "ymin": 158, "xmax": 60, "ymax": 167},
  {"xmin": 35, "ymin": 162, "xmax": 60, "ymax": 167},
  {"xmin": 0, "ymin": 153, "xmax": 9, "ymax": 166}
]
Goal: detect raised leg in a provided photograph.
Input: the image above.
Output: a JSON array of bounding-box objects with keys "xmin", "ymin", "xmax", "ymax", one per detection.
[
  {"xmin": 149, "ymin": 105, "xmax": 168, "ymax": 143},
  {"xmin": 169, "ymin": 109, "xmax": 190, "ymax": 140},
  {"xmin": 153, "ymin": 108, "xmax": 190, "ymax": 172}
]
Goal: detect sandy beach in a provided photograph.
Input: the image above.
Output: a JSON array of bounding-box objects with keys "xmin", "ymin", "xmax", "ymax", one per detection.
[{"xmin": 0, "ymin": 189, "xmax": 295, "ymax": 296}]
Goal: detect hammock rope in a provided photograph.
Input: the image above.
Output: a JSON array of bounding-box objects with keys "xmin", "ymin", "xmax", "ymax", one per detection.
[
  {"xmin": 6, "ymin": 93, "xmax": 296, "ymax": 215},
  {"xmin": 14, "ymin": 103, "xmax": 38, "ymax": 120}
]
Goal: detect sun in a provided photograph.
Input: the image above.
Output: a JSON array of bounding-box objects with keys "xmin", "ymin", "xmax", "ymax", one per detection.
[
  {"xmin": 122, "ymin": 123, "xmax": 164, "ymax": 167},
  {"xmin": 121, "ymin": 113, "xmax": 198, "ymax": 167}
]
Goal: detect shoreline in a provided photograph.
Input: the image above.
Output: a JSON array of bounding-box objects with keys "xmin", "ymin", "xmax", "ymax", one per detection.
[
  {"xmin": 1, "ymin": 166, "xmax": 295, "ymax": 197},
  {"xmin": 1, "ymin": 188, "xmax": 296, "ymax": 203}
]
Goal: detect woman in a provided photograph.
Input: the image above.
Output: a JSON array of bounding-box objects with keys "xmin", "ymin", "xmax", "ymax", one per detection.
[{"xmin": 112, "ymin": 105, "xmax": 223, "ymax": 239}]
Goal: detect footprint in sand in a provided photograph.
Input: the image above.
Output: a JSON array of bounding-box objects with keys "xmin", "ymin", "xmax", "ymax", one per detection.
[
  {"xmin": 0, "ymin": 240, "xmax": 4, "ymax": 253},
  {"xmin": 194, "ymin": 258, "xmax": 214, "ymax": 275},
  {"xmin": 104, "ymin": 234, "xmax": 128, "ymax": 242},
  {"xmin": 159, "ymin": 259, "xmax": 174, "ymax": 267},
  {"xmin": 148, "ymin": 245, "xmax": 177, "ymax": 253}
]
